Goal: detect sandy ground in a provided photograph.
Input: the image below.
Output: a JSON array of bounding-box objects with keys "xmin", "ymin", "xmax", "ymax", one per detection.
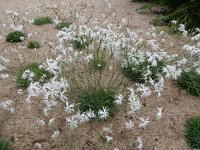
[{"xmin": 0, "ymin": 0, "xmax": 200, "ymax": 150}]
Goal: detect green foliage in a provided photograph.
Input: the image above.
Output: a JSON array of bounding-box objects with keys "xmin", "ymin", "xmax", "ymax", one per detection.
[
  {"xmin": 56, "ymin": 22, "xmax": 71, "ymax": 30},
  {"xmin": 33, "ymin": 16, "xmax": 53, "ymax": 25},
  {"xmin": 122, "ymin": 60, "xmax": 165, "ymax": 83},
  {"xmin": 133, "ymin": 0, "xmax": 200, "ymax": 31},
  {"xmin": 16, "ymin": 63, "xmax": 53, "ymax": 88},
  {"xmin": 77, "ymin": 88, "xmax": 116, "ymax": 117},
  {"xmin": 91, "ymin": 58, "xmax": 106, "ymax": 70},
  {"xmin": 27, "ymin": 40, "xmax": 40, "ymax": 49},
  {"xmin": 72, "ymin": 36, "xmax": 89, "ymax": 49},
  {"xmin": 177, "ymin": 70, "xmax": 200, "ymax": 97},
  {"xmin": 6, "ymin": 31, "xmax": 24, "ymax": 42},
  {"xmin": 185, "ymin": 116, "xmax": 200, "ymax": 149},
  {"xmin": 160, "ymin": 0, "xmax": 189, "ymax": 9},
  {"xmin": 151, "ymin": 15, "xmax": 169, "ymax": 26},
  {"xmin": 167, "ymin": 2, "xmax": 200, "ymax": 31},
  {"xmin": 0, "ymin": 140, "xmax": 9, "ymax": 150}
]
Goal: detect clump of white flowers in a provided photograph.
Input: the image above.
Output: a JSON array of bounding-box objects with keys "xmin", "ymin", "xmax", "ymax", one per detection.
[
  {"xmin": 2, "ymin": 5, "xmax": 200, "ymax": 148},
  {"xmin": 0, "ymin": 99, "xmax": 14, "ymax": 113}
]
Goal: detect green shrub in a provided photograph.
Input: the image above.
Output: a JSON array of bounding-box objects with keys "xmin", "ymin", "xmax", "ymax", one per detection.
[
  {"xmin": 122, "ymin": 60, "xmax": 165, "ymax": 83},
  {"xmin": 177, "ymin": 70, "xmax": 200, "ymax": 97},
  {"xmin": 27, "ymin": 40, "xmax": 40, "ymax": 49},
  {"xmin": 33, "ymin": 16, "xmax": 53, "ymax": 25},
  {"xmin": 16, "ymin": 63, "xmax": 53, "ymax": 88},
  {"xmin": 77, "ymin": 88, "xmax": 116, "ymax": 118},
  {"xmin": 185, "ymin": 116, "xmax": 200, "ymax": 149},
  {"xmin": 0, "ymin": 140, "xmax": 9, "ymax": 150},
  {"xmin": 56, "ymin": 22, "xmax": 71, "ymax": 30},
  {"xmin": 151, "ymin": 15, "xmax": 169, "ymax": 26},
  {"xmin": 161, "ymin": 0, "xmax": 189, "ymax": 9},
  {"xmin": 134, "ymin": 0, "xmax": 200, "ymax": 32},
  {"xmin": 167, "ymin": 2, "xmax": 200, "ymax": 31},
  {"xmin": 6, "ymin": 31, "xmax": 25, "ymax": 42}
]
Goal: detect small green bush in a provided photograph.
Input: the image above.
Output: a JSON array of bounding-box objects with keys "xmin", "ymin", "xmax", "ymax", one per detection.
[
  {"xmin": 16, "ymin": 63, "xmax": 53, "ymax": 88},
  {"xmin": 134, "ymin": 0, "xmax": 200, "ymax": 32},
  {"xmin": 177, "ymin": 70, "xmax": 200, "ymax": 97},
  {"xmin": 56, "ymin": 22, "xmax": 71, "ymax": 30},
  {"xmin": 77, "ymin": 88, "xmax": 116, "ymax": 118},
  {"xmin": 0, "ymin": 140, "xmax": 9, "ymax": 150},
  {"xmin": 185, "ymin": 116, "xmax": 200, "ymax": 149},
  {"xmin": 122, "ymin": 60, "xmax": 165, "ymax": 83},
  {"xmin": 33, "ymin": 16, "xmax": 53, "ymax": 25},
  {"xmin": 151, "ymin": 15, "xmax": 169, "ymax": 26},
  {"xmin": 27, "ymin": 40, "xmax": 40, "ymax": 49},
  {"xmin": 6, "ymin": 31, "xmax": 25, "ymax": 42}
]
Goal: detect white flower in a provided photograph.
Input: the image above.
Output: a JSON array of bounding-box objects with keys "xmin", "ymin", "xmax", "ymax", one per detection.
[
  {"xmin": 0, "ymin": 74, "xmax": 9, "ymax": 79},
  {"xmin": 196, "ymin": 68, "xmax": 200, "ymax": 75},
  {"xmin": 151, "ymin": 59, "xmax": 157, "ymax": 67},
  {"xmin": 22, "ymin": 69, "xmax": 35, "ymax": 81},
  {"xmin": 135, "ymin": 137, "xmax": 143, "ymax": 150},
  {"xmin": 178, "ymin": 24, "xmax": 186, "ymax": 32},
  {"xmin": 17, "ymin": 89, "xmax": 23, "ymax": 95},
  {"xmin": 48, "ymin": 118, "xmax": 54, "ymax": 126},
  {"xmin": 27, "ymin": 33, "xmax": 33, "ymax": 38},
  {"xmin": 5, "ymin": 10, "xmax": 12, "ymax": 14},
  {"xmin": 37, "ymin": 119, "xmax": 46, "ymax": 126},
  {"xmin": 14, "ymin": 12, "xmax": 19, "ymax": 16},
  {"xmin": 137, "ymin": 84, "xmax": 151, "ymax": 97},
  {"xmin": 0, "ymin": 64, "xmax": 7, "ymax": 72},
  {"xmin": 114, "ymin": 94, "xmax": 123, "ymax": 105},
  {"xmin": 35, "ymin": 143, "xmax": 42, "ymax": 149},
  {"xmin": 125, "ymin": 120, "xmax": 134, "ymax": 130},
  {"xmin": 86, "ymin": 109, "xmax": 96, "ymax": 118},
  {"xmin": 1, "ymin": 56, "xmax": 10, "ymax": 63},
  {"xmin": 128, "ymin": 95, "xmax": 141, "ymax": 113},
  {"xmin": 65, "ymin": 101, "xmax": 74, "ymax": 114},
  {"xmin": 98, "ymin": 107, "xmax": 109, "ymax": 120},
  {"xmin": 0, "ymin": 100, "xmax": 14, "ymax": 112},
  {"xmin": 103, "ymin": 127, "xmax": 112, "ymax": 133},
  {"xmin": 171, "ymin": 20, "xmax": 177, "ymax": 25},
  {"xmin": 154, "ymin": 77, "xmax": 164, "ymax": 97},
  {"xmin": 27, "ymin": 82, "xmax": 41, "ymax": 102},
  {"xmin": 20, "ymin": 36, "xmax": 25, "ymax": 41},
  {"xmin": 139, "ymin": 117, "xmax": 150, "ymax": 128},
  {"xmin": 105, "ymin": 135, "xmax": 113, "ymax": 143},
  {"xmin": 160, "ymin": 31, "xmax": 165, "ymax": 35},
  {"xmin": 156, "ymin": 107, "xmax": 163, "ymax": 120},
  {"xmin": 66, "ymin": 116, "xmax": 78, "ymax": 129},
  {"xmin": 51, "ymin": 130, "xmax": 60, "ymax": 140}
]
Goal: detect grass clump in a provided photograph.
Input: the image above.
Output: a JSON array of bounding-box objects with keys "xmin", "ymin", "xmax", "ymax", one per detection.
[
  {"xmin": 177, "ymin": 70, "xmax": 200, "ymax": 97},
  {"xmin": 6, "ymin": 31, "xmax": 24, "ymax": 42},
  {"xmin": 72, "ymin": 36, "xmax": 89, "ymax": 49},
  {"xmin": 185, "ymin": 116, "xmax": 200, "ymax": 149},
  {"xmin": 56, "ymin": 22, "xmax": 71, "ymax": 30},
  {"xmin": 77, "ymin": 88, "xmax": 116, "ymax": 118},
  {"xmin": 33, "ymin": 16, "xmax": 53, "ymax": 25},
  {"xmin": 122, "ymin": 60, "xmax": 165, "ymax": 83},
  {"xmin": 0, "ymin": 140, "xmax": 9, "ymax": 150},
  {"xmin": 27, "ymin": 40, "xmax": 40, "ymax": 49},
  {"xmin": 91, "ymin": 58, "xmax": 106, "ymax": 70},
  {"xmin": 16, "ymin": 63, "xmax": 53, "ymax": 88}
]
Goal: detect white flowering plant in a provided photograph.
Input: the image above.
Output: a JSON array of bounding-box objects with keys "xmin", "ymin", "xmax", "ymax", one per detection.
[
  {"xmin": 16, "ymin": 63, "xmax": 53, "ymax": 87},
  {"xmin": 1, "ymin": 2, "xmax": 200, "ymax": 149}
]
